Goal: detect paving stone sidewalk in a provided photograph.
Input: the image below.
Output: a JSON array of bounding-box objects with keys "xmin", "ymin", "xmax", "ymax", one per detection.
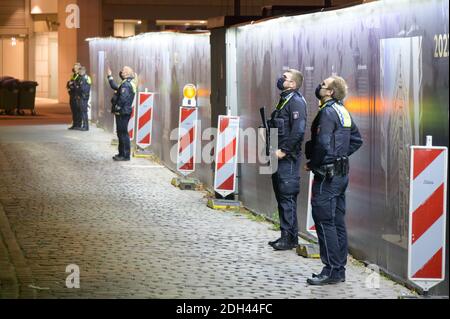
[{"xmin": 0, "ymin": 124, "xmax": 413, "ymax": 298}]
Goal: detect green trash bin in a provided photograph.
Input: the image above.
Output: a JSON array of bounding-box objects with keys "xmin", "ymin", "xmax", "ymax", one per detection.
[
  {"xmin": 18, "ymin": 81, "xmax": 39, "ymax": 115},
  {"xmin": 1, "ymin": 78, "xmax": 19, "ymax": 115},
  {"xmin": 0, "ymin": 76, "xmax": 15, "ymax": 115}
]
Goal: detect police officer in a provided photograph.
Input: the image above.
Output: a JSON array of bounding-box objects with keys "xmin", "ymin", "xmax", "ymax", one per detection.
[
  {"xmin": 76, "ymin": 66, "xmax": 91, "ymax": 131},
  {"xmin": 107, "ymin": 66, "xmax": 136, "ymax": 161},
  {"xmin": 67, "ymin": 63, "xmax": 82, "ymax": 129},
  {"xmin": 268, "ymin": 69, "xmax": 307, "ymax": 251},
  {"xmin": 304, "ymin": 76, "xmax": 363, "ymax": 285}
]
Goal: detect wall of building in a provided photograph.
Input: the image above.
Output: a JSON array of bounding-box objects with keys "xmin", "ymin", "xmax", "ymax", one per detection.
[
  {"xmin": 57, "ymin": 0, "xmax": 78, "ymax": 103},
  {"xmin": 0, "ymin": 0, "xmax": 33, "ymax": 80}
]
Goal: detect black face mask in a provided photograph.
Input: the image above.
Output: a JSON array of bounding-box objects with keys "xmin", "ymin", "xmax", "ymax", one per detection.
[
  {"xmin": 119, "ymin": 71, "xmax": 124, "ymax": 80},
  {"xmin": 276, "ymin": 77, "xmax": 285, "ymax": 90},
  {"xmin": 315, "ymin": 84, "xmax": 323, "ymax": 100}
]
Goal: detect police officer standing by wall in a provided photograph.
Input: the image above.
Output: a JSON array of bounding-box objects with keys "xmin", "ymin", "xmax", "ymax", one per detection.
[
  {"xmin": 107, "ymin": 66, "xmax": 136, "ymax": 161},
  {"xmin": 76, "ymin": 66, "xmax": 92, "ymax": 131},
  {"xmin": 268, "ymin": 69, "xmax": 307, "ymax": 251},
  {"xmin": 67, "ymin": 62, "xmax": 82, "ymax": 129},
  {"xmin": 304, "ymin": 76, "xmax": 363, "ymax": 285}
]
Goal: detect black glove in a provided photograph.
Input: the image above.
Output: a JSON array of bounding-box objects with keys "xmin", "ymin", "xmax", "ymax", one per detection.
[{"xmin": 305, "ymin": 140, "xmax": 312, "ymax": 160}]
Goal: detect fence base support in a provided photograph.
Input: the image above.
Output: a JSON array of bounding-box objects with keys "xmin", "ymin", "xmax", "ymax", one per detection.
[
  {"xmin": 171, "ymin": 177, "xmax": 202, "ymax": 191},
  {"xmin": 207, "ymin": 198, "xmax": 241, "ymax": 211},
  {"xmin": 296, "ymin": 243, "xmax": 321, "ymax": 259},
  {"xmin": 133, "ymin": 148, "xmax": 152, "ymax": 158}
]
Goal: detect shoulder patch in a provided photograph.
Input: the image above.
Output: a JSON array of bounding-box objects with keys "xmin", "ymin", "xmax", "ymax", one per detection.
[{"xmin": 292, "ymin": 111, "xmax": 299, "ymax": 120}]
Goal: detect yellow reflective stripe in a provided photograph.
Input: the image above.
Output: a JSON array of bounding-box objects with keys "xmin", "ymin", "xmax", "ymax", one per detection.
[
  {"xmin": 331, "ymin": 103, "xmax": 352, "ymax": 128},
  {"xmin": 121, "ymin": 79, "xmax": 137, "ymax": 94},
  {"xmin": 276, "ymin": 92, "xmax": 294, "ymax": 110},
  {"xmin": 86, "ymin": 75, "xmax": 92, "ymax": 85},
  {"xmin": 319, "ymin": 101, "xmax": 329, "ymax": 111}
]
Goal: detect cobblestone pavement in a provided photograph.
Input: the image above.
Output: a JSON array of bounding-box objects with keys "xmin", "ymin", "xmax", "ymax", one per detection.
[{"xmin": 0, "ymin": 124, "xmax": 413, "ymax": 299}]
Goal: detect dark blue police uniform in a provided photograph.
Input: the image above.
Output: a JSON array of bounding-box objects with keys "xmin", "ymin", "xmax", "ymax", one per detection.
[
  {"xmin": 76, "ymin": 74, "xmax": 91, "ymax": 130},
  {"xmin": 67, "ymin": 73, "xmax": 82, "ymax": 129},
  {"xmin": 305, "ymin": 99, "xmax": 363, "ymax": 284},
  {"xmin": 108, "ymin": 75, "xmax": 136, "ymax": 160},
  {"xmin": 269, "ymin": 89, "xmax": 307, "ymax": 250}
]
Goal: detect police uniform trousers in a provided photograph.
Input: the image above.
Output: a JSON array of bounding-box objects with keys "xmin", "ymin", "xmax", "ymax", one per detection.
[
  {"xmin": 115, "ymin": 114, "xmax": 131, "ymax": 159},
  {"xmin": 271, "ymin": 157, "xmax": 300, "ymax": 239},
  {"xmin": 79, "ymin": 98, "xmax": 89, "ymax": 129},
  {"xmin": 311, "ymin": 173, "xmax": 349, "ymax": 279},
  {"xmin": 70, "ymin": 95, "xmax": 82, "ymax": 127}
]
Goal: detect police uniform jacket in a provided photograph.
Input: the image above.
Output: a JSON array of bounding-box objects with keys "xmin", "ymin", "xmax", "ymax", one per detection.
[
  {"xmin": 66, "ymin": 73, "xmax": 79, "ymax": 97},
  {"xmin": 269, "ymin": 89, "xmax": 307, "ymax": 157},
  {"xmin": 108, "ymin": 76, "xmax": 136, "ymax": 115},
  {"xmin": 77, "ymin": 74, "xmax": 91, "ymax": 101},
  {"xmin": 306, "ymin": 99, "xmax": 363, "ymax": 169}
]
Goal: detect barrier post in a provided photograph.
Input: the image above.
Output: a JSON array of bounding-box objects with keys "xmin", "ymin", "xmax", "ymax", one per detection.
[
  {"xmin": 134, "ymin": 89, "xmax": 154, "ymax": 158},
  {"xmin": 407, "ymin": 135, "xmax": 448, "ymax": 295},
  {"xmin": 171, "ymin": 84, "xmax": 202, "ymax": 190},
  {"xmin": 297, "ymin": 171, "xmax": 321, "ymax": 258},
  {"xmin": 128, "ymin": 93, "xmax": 137, "ymax": 153},
  {"xmin": 207, "ymin": 115, "xmax": 241, "ymax": 210}
]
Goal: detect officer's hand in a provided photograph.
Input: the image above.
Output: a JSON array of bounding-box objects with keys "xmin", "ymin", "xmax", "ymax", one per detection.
[
  {"xmin": 304, "ymin": 164, "xmax": 311, "ymax": 171},
  {"xmin": 275, "ymin": 149, "xmax": 286, "ymax": 159},
  {"xmin": 107, "ymin": 68, "xmax": 112, "ymax": 77}
]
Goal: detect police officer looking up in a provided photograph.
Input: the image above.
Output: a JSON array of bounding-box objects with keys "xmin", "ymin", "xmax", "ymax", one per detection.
[
  {"xmin": 268, "ymin": 69, "xmax": 307, "ymax": 251},
  {"xmin": 304, "ymin": 76, "xmax": 363, "ymax": 285},
  {"xmin": 67, "ymin": 62, "xmax": 82, "ymax": 129},
  {"xmin": 76, "ymin": 66, "xmax": 91, "ymax": 131},
  {"xmin": 107, "ymin": 66, "xmax": 136, "ymax": 161}
]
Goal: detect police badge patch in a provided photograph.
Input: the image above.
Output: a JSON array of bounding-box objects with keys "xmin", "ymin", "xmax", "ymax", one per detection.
[{"xmin": 292, "ymin": 111, "xmax": 299, "ymax": 119}]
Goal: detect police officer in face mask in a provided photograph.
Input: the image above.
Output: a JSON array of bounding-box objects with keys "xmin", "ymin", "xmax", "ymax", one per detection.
[
  {"xmin": 67, "ymin": 63, "xmax": 82, "ymax": 129},
  {"xmin": 107, "ymin": 66, "xmax": 136, "ymax": 161},
  {"xmin": 75, "ymin": 66, "xmax": 92, "ymax": 131},
  {"xmin": 268, "ymin": 69, "xmax": 308, "ymax": 250},
  {"xmin": 304, "ymin": 76, "xmax": 363, "ymax": 285}
]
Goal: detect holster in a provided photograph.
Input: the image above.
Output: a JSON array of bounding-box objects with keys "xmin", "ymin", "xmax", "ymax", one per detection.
[{"xmin": 315, "ymin": 157, "xmax": 349, "ymax": 180}]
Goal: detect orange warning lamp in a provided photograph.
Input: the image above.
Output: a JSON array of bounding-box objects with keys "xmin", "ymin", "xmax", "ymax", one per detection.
[{"xmin": 182, "ymin": 84, "xmax": 197, "ymax": 106}]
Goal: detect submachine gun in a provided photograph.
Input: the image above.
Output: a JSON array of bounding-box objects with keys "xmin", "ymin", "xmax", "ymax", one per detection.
[{"xmin": 259, "ymin": 106, "xmax": 271, "ymax": 163}]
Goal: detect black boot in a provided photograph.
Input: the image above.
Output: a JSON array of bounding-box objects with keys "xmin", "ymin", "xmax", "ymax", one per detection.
[
  {"xmin": 307, "ymin": 274, "xmax": 343, "ymax": 285},
  {"xmin": 268, "ymin": 230, "xmax": 288, "ymax": 247},
  {"xmin": 272, "ymin": 232, "xmax": 298, "ymax": 250}
]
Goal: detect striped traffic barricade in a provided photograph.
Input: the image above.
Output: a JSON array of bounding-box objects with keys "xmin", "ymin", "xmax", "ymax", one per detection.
[
  {"xmin": 306, "ymin": 171, "xmax": 317, "ymax": 239},
  {"xmin": 297, "ymin": 172, "xmax": 320, "ymax": 258},
  {"xmin": 128, "ymin": 94, "xmax": 137, "ymax": 142},
  {"xmin": 172, "ymin": 84, "xmax": 202, "ymax": 190},
  {"xmin": 213, "ymin": 115, "xmax": 240, "ymax": 198},
  {"xmin": 408, "ymin": 137, "xmax": 447, "ymax": 293},
  {"xmin": 134, "ymin": 91, "xmax": 154, "ymax": 157},
  {"xmin": 176, "ymin": 106, "xmax": 198, "ymax": 176}
]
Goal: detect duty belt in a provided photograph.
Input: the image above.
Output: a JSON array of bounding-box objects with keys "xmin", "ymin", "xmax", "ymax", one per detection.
[{"xmin": 314, "ymin": 157, "xmax": 349, "ymax": 179}]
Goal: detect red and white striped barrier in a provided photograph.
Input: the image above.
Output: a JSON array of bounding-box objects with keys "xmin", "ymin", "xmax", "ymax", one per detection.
[
  {"xmin": 176, "ymin": 107, "xmax": 198, "ymax": 176},
  {"xmin": 408, "ymin": 144, "xmax": 447, "ymax": 291},
  {"xmin": 136, "ymin": 92, "xmax": 154, "ymax": 148},
  {"xmin": 128, "ymin": 94, "xmax": 137, "ymax": 141},
  {"xmin": 214, "ymin": 115, "xmax": 240, "ymax": 198},
  {"xmin": 306, "ymin": 172, "xmax": 317, "ymax": 239}
]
